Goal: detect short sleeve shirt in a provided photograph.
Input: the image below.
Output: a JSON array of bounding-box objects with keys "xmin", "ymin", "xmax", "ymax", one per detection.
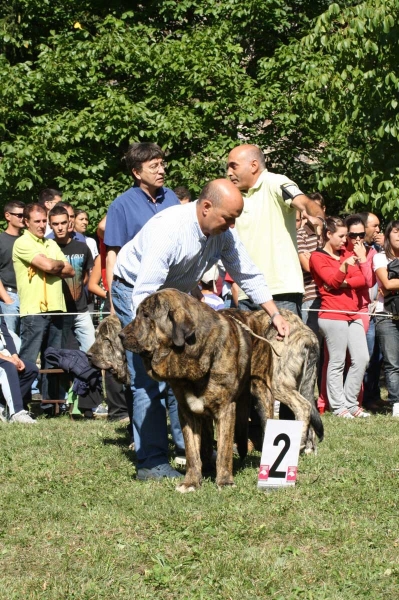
[
  {"xmin": 12, "ymin": 230, "xmax": 67, "ymax": 315},
  {"xmin": 56, "ymin": 239, "xmax": 94, "ymax": 312},
  {"xmin": 234, "ymin": 170, "xmax": 304, "ymax": 297},
  {"xmin": 0, "ymin": 232, "xmax": 20, "ymax": 288},
  {"xmin": 104, "ymin": 185, "xmax": 180, "ymax": 248}
]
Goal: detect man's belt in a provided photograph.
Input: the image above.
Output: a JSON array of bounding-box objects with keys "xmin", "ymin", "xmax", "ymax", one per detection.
[
  {"xmin": 113, "ymin": 275, "xmax": 134, "ymax": 289},
  {"xmin": 5, "ymin": 287, "xmax": 17, "ymax": 294}
]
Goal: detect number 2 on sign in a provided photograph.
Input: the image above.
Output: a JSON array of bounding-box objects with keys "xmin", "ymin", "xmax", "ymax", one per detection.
[
  {"xmin": 258, "ymin": 420, "xmax": 303, "ymax": 489},
  {"xmin": 268, "ymin": 433, "xmax": 291, "ymax": 478}
]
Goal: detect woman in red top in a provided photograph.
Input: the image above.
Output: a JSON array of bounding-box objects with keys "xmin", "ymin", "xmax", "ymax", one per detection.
[{"xmin": 310, "ymin": 217, "xmax": 370, "ymax": 418}]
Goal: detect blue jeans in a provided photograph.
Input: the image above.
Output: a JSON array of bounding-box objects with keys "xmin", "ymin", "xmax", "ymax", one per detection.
[
  {"xmin": 375, "ymin": 316, "xmax": 399, "ymax": 405},
  {"xmin": 19, "ymin": 313, "xmax": 63, "ymax": 400},
  {"xmin": 363, "ymin": 316, "xmax": 383, "ymax": 404},
  {"xmin": 302, "ymin": 297, "xmax": 321, "ymax": 339},
  {"xmin": 1, "ymin": 292, "xmax": 21, "ymax": 345},
  {"xmin": 112, "ymin": 280, "xmax": 184, "ymax": 468},
  {"xmin": 62, "ymin": 312, "xmax": 96, "ymax": 353}
]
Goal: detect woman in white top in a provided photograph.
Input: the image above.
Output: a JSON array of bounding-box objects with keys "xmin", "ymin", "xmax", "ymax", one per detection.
[
  {"xmin": 373, "ymin": 220, "xmax": 399, "ymax": 417},
  {"xmin": 74, "ymin": 209, "xmax": 99, "ymax": 260}
]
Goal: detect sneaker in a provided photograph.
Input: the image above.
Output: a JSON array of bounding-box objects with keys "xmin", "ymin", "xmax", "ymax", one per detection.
[
  {"xmin": 10, "ymin": 410, "xmax": 37, "ymax": 424},
  {"xmin": 392, "ymin": 403, "xmax": 399, "ymax": 418},
  {"xmin": 175, "ymin": 451, "xmax": 186, "ymax": 467},
  {"xmin": 32, "ymin": 393, "xmax": 43, "ymax": 401},
  {"xmin": 92, "ymin": 405, "xmax": 108, "ymax": 418},
  {"xmin": 336, "ymin": 409, "xmax": 354, "ymax": 419},
  {"xmin": 0, "ymin": 406, "xmax": 8, "ymax": 423},
  {"xmin": 351, "ymin": 407, "xmax": 370, "ymax": 418},
  {"xmin": 137, "ymin": 463, "xmax": 183, "ymax": 481}
]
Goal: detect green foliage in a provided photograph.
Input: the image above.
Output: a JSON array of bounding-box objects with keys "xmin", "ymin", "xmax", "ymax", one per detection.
[
  {"xmin": 1, "ymin": 0, "xmax": 398, "ymax": 224},
  {"xmin": 257, "ymin": 0, "xmax": 399, "ymax": 218},
  {"xmin": 0, "ymin": 0, "xmax": 338, "ymax": 226}
]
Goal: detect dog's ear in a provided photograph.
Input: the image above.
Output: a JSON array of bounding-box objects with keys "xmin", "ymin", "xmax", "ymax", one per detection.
[{"xmin": 169, "ymin": 307, "xmax": 195, "ymax": 347}]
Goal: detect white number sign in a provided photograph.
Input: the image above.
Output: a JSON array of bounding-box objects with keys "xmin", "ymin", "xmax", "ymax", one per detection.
[{"xmin": 258, "ymin": 420, "xmax": 303, "ymax": 490}]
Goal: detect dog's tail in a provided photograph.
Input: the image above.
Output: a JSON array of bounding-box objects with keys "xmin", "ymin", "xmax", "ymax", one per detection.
[{"xmin": 310, "ymin": 403, "xmax": 324, "ymax": 442}]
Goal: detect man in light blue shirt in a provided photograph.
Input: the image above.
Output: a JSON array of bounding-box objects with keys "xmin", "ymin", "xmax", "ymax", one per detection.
[{"xmin": 114, "ymin": 179, "xmax": 289, "ymax": 481}]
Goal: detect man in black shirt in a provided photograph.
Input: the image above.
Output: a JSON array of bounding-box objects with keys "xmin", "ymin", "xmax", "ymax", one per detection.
[
  {"xmin": 0, "ymin": 201, "xmax": 25, "ymax": 340},
  {"xmin": 48, "ymin": 206, "xmax": 95, "ymax": 352}
]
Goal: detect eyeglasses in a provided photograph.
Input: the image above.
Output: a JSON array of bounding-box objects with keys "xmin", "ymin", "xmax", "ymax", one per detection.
[
  {"xmin": 8, "ymin": 213, "xmax": 24, "ymax": 218},
  {"xmin": 348, "ymin": 232, "xmax": 366, "ymax": 240},
  {"xmin": 145, "ymin": 161, "xmax": 167, "ymax": 173}
]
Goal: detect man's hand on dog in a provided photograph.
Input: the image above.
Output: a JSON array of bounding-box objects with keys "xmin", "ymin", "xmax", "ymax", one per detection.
[{"xmin": 272, "ymin": 314, "xmax": 290, "ymax": 340}]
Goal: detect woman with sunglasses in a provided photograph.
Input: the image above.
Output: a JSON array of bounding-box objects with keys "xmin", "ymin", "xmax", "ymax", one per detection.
[
  {"xmin": 373, "ymin": 220, "xmax": 399, "ymax": 417},
  {"xmin": 310, "ymin": 217, "xmax": 370, "ymax": 418},
  {"xmin": 345, "ymin": 214, "xmax": 376, "ymax": 332}
]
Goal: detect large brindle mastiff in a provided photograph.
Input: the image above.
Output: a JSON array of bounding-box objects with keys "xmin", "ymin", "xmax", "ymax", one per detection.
[{"xmin": 120, "ymin": 289, "xmax": 274, "ymax": 492}]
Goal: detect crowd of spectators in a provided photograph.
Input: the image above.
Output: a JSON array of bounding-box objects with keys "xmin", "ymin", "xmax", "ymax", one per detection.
[{"xmin": 0, "ymin": 141, "xmax": 397, "ymax": 479}]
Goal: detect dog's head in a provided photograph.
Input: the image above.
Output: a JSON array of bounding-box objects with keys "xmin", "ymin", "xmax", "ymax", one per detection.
[
  {"xmin": 120, "ymin": 289, "xmax": 216, "ymax": 381},
  {"xmin": 87, "ymin": 315, "xmax": 130, "ymax": 384}
]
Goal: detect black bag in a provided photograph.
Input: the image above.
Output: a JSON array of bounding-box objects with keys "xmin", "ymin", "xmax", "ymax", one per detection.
[{"xmin": 384, "ymin": 259, "xmax": 399, "ymax": 315}]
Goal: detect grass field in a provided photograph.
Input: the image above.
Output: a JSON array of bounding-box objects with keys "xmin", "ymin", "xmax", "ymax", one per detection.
[{"xmin": 1, "ymin": 414, "xmax": 399, "ymax": 600}]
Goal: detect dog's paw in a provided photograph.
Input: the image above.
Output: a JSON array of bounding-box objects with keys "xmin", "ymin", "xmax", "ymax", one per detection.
[
  {"xmin": 176, "ymin": 484, "xmax": 197, "ymax": 493},
  {"xmin": 217, "ymin": 483, "xmax": 236, "ymax": 491},
  {"xmin": 304, "ymin": 445, "xmax": 317, "ymax": 456}
]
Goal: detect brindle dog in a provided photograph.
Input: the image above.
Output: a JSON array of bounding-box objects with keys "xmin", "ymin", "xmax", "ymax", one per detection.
[
  {"xmin": 120, "ymin": 289, "xmax": 274, "ymax": 492},
  {"xmin": 87, "ymin": 315, "xmax": 130, "ymax": 385},
  {"xmin": 222, "ymin": 308, "xmax": 323, "ymax": 454}
]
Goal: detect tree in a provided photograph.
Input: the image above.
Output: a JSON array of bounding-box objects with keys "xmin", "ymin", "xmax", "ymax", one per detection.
[
  {"xmin": 0, "ymin": 0, "xmax": 341, "ymax": 224},
  {"xmin": 257, "ymin": 0, "xmax": 399, "ymax": 218}
]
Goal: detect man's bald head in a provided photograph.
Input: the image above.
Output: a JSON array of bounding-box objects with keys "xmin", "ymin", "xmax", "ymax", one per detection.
[
  {"xmin": 227, "ymin": 144, "xmax": 266, "ymax": 192},
  {"xmin": 197, "ymin": 179, "xmax": 243, "ymax": 236}
]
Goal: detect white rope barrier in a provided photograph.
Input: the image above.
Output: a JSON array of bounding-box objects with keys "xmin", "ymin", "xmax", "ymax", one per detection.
[{"xmin": 0, "ymin": 311, "xmax": 111, "ymax": 317}]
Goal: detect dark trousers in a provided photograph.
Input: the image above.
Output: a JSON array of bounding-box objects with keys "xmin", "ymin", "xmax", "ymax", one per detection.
[
  {"xmin": 20, "ymin": 313, "xmax": 63, "ymax": 400},
  {"xmin": 0, "ymin": 358, "xmax": 38, "ymax": 414},
  {"xmin": 104, "ymin": 370, "xmax": 132, "ymax": 421}
]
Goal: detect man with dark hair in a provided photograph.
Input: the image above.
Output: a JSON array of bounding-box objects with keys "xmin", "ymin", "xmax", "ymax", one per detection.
[
  {"xmin": 112, "ymin": 179, "xmax": 289, "ymax": 480},
  {"xmin": 174, "ymin": 186, "xmax": 193, "ymax": 204},
  {"xmin": 48, "ymin": 205, "xmax": 95, "ymax": 352},
  {"xmin": 38, "ymin": 188, "xmax": 63, "ymax": 236},
  {"xmin": 358, "ymin": 211, "xmax": 386, "ymax": 412},
  {"xmin": 12, "ymin": 203, "xmax": 75, "ymax": 400},
  {"xmin": 46, "ymin": 202, "xmax": 86, "ymax": 243},
  {"xmin": 0, "ymin": 201, "xmax": 26, "ymax": 338},
  {"xmin": 104, "ymin": 142, "xmax": 179, "ymax": 310},
  {"xmin": 104, "ymin": 142, "xmax": 180, "ymax": 479}
]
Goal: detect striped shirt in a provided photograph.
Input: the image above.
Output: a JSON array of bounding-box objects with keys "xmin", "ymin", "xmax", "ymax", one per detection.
[
  {"xmin": 297, "ymin": 223, "xmax": 322, "ymax": 303},
  {"xmin": 114, "ymin": 201, "xmax": 272, "ymax": 315}
]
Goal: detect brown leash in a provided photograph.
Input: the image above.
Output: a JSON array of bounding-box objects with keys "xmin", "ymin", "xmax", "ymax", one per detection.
[{"xmin": 227, "ymin": 315, "xmax": 283, "ymax": 357}]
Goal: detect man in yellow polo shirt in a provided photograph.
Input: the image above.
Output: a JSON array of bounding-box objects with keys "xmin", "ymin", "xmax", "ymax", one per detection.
[
  {"xmin": 227, "ymin": 144, "xmax": 325, "ymax": 315},
  {"xmin": 227, "ymin": 144, "xmax": 325, "ymax": 422},
  {"xmin": 13, "ymin": 203, "xmax": 74, "ymax": 401}
]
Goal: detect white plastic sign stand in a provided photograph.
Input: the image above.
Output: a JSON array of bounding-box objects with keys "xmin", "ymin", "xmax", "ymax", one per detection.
[{"xmin": 258, "ymin": 420, "xmax": 303, "ymax": 490}]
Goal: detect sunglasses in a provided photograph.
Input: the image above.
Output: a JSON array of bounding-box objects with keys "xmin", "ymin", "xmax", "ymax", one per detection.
[
  {"xmin": 8, "ymin": 213, "xmax": 24, "ymax": 218},
  {"xmin": 348, "ymin": 232, "xmax": 366, "ymax": 240}
]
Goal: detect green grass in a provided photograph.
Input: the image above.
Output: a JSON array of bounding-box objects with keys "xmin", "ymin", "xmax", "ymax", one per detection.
[{"xmin": 1, "ymin": 414, "xmax": 399, "ymax": 600}]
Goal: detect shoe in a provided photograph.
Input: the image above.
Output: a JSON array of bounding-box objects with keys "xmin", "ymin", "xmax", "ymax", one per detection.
[
  {"xmin": 351, "ymin": 407, "xmax": 370, "ymax": 418},
  {"xmin": 0, "ymin": 406, "xmax": 8, "ymax": 423},
  {"xmin": 93, "ymin": 404, "xmax": 108, "ymax": 418},
  {"xmin": 392, "ymin": 403, "xmax": 399, "ymax": 418},
  {"xmin": 10, "ymin": 410, "xmax": 37, "ymax": 424},
  {"xmin": 175, "ymin": 451, "xmax": 186, "ymax": 467},
  {"xmin": 336, "ymin": 409, "xmax": 354, "ymax": 419},
  {"xmin": 32, "ymin": 393, "xmax": 43, "ymax": 401},
  {"xmin": 137, "ymin": 463, "xmax": 183, "ymax": 481}
]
